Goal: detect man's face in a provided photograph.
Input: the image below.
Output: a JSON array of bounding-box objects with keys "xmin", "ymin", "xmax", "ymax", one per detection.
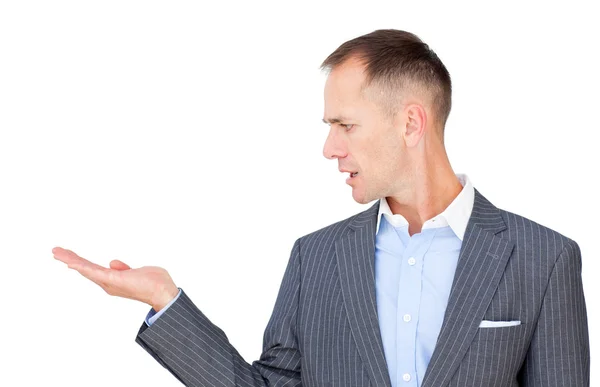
[{"xmin": 323, "ymin": 59, "xmax": 408, "ymax": 204}]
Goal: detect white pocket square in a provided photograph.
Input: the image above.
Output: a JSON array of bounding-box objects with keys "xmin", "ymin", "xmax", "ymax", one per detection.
[{"xmin": 479, "ymin": 320, "xmax": 521, "ymax": 328}]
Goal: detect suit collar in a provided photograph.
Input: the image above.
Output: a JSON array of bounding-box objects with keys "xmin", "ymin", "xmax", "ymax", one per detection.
[
  {"xmin": 348, "ymin": 200, "xmax": 380, "ymax": 232},
  {"xmin": 467, "ymin": 187, "xmax": 508, "ymax": 234}
]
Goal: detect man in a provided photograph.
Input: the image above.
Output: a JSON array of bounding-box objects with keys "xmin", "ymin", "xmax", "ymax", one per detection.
[{"xmin": 53, "ymin": 29, "xmax": 590, "ymax": 386}]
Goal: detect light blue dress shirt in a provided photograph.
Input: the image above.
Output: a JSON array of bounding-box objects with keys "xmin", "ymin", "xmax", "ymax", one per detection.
[{"xmin": 374, "ymin": 174, "xmax": 474, "ymax": 387}]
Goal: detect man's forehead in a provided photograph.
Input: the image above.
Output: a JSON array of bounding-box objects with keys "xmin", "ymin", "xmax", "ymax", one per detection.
[
  {"xmin": 324, "ymin": 73, "xmax": 362, "ymax": 113},
  {"xmin": 325, "ymin": 60, "xmax": 368, "ymax": 91},
  {"xmin": 323, "ymin": 88, "xmax": 358, "ymax": 123},
  {"xmin": 323, "ymin": 59, "xmax": 371, "ymax": 123}
]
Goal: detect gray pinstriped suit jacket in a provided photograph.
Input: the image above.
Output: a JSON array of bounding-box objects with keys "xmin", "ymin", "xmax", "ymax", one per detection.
[{"xmin": 136, "ymin": 188, "xmax": 590, "ymax": 386}]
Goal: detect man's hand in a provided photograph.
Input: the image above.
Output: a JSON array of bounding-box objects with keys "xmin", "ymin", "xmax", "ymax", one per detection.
[{"xmin": 52, "ymin": 246, "xmax": 179, "ymax": 312}]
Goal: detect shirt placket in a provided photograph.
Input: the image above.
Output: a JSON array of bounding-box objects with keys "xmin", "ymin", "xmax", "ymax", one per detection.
[{"xmin": 395, "ymin": 229, "xmax": 437, "ymax": 386}]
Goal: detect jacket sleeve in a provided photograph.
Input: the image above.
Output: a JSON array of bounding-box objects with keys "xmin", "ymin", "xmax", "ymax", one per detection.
[
  {"xmin": 518, "ymin": 240, "xmax": 590, "ymax": 386},
  {"xmin": 135, "ymin": 239, "xmax": 302, "ymax": 386}
]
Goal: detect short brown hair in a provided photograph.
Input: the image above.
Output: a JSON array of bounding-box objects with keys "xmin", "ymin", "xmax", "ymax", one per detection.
[{"xmin": 321, "ymin": 29, "xmax": 452, "ymax": 131}]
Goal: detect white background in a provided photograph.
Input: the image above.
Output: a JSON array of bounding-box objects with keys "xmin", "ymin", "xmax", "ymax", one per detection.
[{"xmin": 0, "ymin": 1, "xmax": 597, "ymax": 385}]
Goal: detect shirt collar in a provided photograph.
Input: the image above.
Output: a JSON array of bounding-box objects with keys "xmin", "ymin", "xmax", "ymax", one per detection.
[{"xmin": 375, "ymin": 173, "xmax": 475, "ymax": 241}]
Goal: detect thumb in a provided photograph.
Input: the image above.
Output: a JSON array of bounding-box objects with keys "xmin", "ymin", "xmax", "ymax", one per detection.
[{"xmin": 109, "ymin": 259, "xmax": 131, "ymax": 271}]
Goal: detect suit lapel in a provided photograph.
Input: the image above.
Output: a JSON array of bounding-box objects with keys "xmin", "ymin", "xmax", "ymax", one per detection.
[
  {"xmin": 421, "ymin": 188, "xmax": 515, "ymax": 387},
  {"xmin": 336, "ymin": 201, "xmax": 392, "ymax": 387}
]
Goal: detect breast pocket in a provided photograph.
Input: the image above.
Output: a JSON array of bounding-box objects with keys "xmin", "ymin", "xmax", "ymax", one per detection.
[
  {"xmin": 454, "ymin": 323, "xmax": 530, "ymax": 386},
  {"xmin": 473, "ymin": 322, "xmax": 528, "ymax": 342}
]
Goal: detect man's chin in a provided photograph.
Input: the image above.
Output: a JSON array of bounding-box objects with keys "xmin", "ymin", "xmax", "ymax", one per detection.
[{"xmin": 351, "ymin": 190, "xmax": 372, "ymax": 205}]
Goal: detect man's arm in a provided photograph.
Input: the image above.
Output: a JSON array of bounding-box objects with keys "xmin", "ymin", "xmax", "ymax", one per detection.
[
  {"xmin": 135, "ymin": 239, "xmax": 302, "ymax": 386},
  {"xmin": 53, "ymin": 239, "xmax": 303, "ymax": 387},
  {"xmin": 518, "ymin": 240, "xmax": 590, "ymax": 386}
]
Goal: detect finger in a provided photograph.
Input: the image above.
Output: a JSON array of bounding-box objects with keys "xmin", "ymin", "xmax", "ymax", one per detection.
[
  {"xmin": 52, "ymin": 246, "xmax": 88, "ymax": 265},
  {"xmin": 109, "ymin": 260, "xmax": 131, "ymax": 271},
  {"xmin": 52, "ymin": 247, "xmax": 106, "ymax": 271}
]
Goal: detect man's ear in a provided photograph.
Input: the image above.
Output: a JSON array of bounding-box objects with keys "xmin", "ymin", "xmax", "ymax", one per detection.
[{"xmin": 403, "ymin": 103, "xmax": 427, "ymax": 147}]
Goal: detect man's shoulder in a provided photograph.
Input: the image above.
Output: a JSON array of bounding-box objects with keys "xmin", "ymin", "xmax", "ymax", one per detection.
[
  {"xmin": 475, "ymin": 188, "xmax": 578, "ymax": 255},
  {"xmin": 496, "ymin": 206, "xmax": 578, "ymax": 256}
]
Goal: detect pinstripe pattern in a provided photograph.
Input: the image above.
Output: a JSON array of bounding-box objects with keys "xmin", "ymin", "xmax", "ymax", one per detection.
[{"xmin": 136, "ymin": 188, "xmax": 589, "ymax": 386}]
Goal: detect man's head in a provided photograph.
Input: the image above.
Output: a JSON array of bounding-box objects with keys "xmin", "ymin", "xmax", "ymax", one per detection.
[{"xmin": 321, "ymin": 29, "xmax": 452, "ymax": 204}]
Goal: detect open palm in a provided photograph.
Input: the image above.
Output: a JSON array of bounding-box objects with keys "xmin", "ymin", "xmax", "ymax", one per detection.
[{"xmin": 53, "ymin": 246, "xmax": 179, "ymax": 311}]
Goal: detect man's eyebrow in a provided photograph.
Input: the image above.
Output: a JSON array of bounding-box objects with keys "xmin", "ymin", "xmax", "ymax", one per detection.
[{"xmin": 322, "ymin": 116, "xmax": 350, "ymax": 124}]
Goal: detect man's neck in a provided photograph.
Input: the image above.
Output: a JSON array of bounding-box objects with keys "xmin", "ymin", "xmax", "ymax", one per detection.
[{"xmin": 386, "ymin": 171, "xmax": 463, "ymax": 236}]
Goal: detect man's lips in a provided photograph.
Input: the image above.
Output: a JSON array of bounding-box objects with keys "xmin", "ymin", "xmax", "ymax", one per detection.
[{"xmin": 339, "ymin": 169, "xmax": 359, "ymax": 178}]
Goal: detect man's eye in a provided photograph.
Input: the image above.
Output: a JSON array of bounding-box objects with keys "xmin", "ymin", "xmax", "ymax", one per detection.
[{"xmin": 343, "ymin": 124, "xmax": 354, "ymax": 131}]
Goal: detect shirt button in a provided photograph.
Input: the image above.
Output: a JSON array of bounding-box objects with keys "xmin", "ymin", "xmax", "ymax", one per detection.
[
  {"xmin": 403, "ymin": 373, "xmax": 411, "ymax": 382},
  {"xmin": 403, "ymin": 314, "xmax": 411, "ymax": 322},
  {"xmin": 407, "ymin": 257, "xmax": 416, "ymax": 266}
]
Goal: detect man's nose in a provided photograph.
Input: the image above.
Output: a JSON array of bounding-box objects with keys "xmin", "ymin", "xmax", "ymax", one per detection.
[{"xmin": 323, "ymin": 127, "xmax": 346, "ymax": 160}]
